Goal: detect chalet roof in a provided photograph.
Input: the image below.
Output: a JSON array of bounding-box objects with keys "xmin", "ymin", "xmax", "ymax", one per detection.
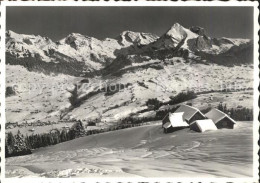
[
  {"xmin": 205, "ymin": 108, "xmax": 236, "ymax": 124},
  {"xmin": 86, "ymin": 126, "xmax": 101, "ymax": 130},
  {"xmin": 163, "ymin": 112, "xmax": 189, "ymax": 128},
  {"xmin": 190, "ymin": 119, "xmax": 217, "ymax": 132},
  {"xmin": 174, "ymin": 104, "xmax": 205, "ymax": 121},
  {"xmin": 163, "ymin": 122, "xmax": 172, "ymax": 129}
]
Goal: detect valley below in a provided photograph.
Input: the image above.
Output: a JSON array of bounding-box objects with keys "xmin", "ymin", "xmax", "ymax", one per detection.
[{"xmin": 5, "ymin": 59, "xmax": 254, "ymax": 136}]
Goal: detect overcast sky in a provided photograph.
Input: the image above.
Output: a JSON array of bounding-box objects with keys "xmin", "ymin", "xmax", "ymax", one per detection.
[{"xmin": 6, "ymin": 6, "xmax": 254, "ymax": 41}]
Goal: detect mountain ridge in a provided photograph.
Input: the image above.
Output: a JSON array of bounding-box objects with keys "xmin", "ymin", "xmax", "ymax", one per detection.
[{"xmin": 6, "ymin": 23, "xmax": 253, "ymax": 76}]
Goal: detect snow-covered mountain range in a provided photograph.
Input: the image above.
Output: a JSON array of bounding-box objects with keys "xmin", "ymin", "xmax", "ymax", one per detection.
[{"xmin": 6, "ymin": 23, "xmax": 253, "ymax": 76}]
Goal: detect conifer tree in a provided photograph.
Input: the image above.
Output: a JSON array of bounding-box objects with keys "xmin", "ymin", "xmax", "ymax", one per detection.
[{"xmin": 69, "ymin": 121, "xmax": 85, "ymax": 139}]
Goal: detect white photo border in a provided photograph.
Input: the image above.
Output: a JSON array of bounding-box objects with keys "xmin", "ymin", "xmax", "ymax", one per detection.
[{"xmin": 0, "ymin": 1, "xmax": 259, "ymax": 183}]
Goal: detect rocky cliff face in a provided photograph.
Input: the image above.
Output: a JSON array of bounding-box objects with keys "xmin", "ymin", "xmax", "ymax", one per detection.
[
  {"xmin": 195, "ymin": 40, "xmax": 253, "ymax": 65},
  {"xmin": 190, "ymin": 26, "xmax": 206, "ymax": 36},
  {"xmin": 116, "ymin": 31, "xmax": 158, "ymax": 46}
]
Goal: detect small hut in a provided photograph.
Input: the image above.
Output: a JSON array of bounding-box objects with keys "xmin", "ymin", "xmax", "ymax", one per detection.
[
  {"xmin": 162, "ymin": 112, "xmax": 189, "ymax": 133},
  {"xmin": 205, "ymin": 108, "xmax": 236, "ymax": 129},
  {"xmin": 190, "ymin": 119, "xmax": 217, "ymax": 132},
  {"xmin": 174, "ymin": 104, "xmax": 206, "ymax": 124}
]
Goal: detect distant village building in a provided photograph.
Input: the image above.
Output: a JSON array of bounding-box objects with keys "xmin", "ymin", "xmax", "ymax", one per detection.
[
  {"xmin": 162, "ymin": 112, "xmax": 189, "ymax": 133},
  {"xmin": 29, "ymin": 128, "xmax": 35, "ymax": 132},
  {"xmin": 50, "ymin": 129, "xmax": 59, "ymax": 134},
  {"xmin": 86, "ymin": 126, "xmax": 101, "ymax": 131},
  {"xmin": 62, "ymin": 125, "xmax": 70, "ymax": 132},
  {"xmin": 189, "ymin": 119, "xmax": 217, "ymax": 133},
  {"xmin": 205, "ymin": 108, "xmax": 236, "ymax": 129},
  {"xmin": 174, "ymin": 104, "xmax": 206, "ymax": 124}
]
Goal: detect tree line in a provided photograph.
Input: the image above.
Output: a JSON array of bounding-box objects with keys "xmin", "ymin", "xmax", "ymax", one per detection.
[
  {"xmin": 146, "ymin": 91, "xmax": 197, "ymax": 110},
  {"xmin": 6, "ymin": 121, "xmax": 85, "ymax": 157},
  {"xmin": 217, "ymin": 103, "xmax": 253, "ymax": 121},
  {"xmin": 6, "ymin": 52, "xmax": 85, "ymax": 76}
]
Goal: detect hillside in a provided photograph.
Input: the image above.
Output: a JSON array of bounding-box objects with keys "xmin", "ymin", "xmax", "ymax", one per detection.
[{"xmin": 6, "ymin": 60, "xmax": 253, "ymax": 131}]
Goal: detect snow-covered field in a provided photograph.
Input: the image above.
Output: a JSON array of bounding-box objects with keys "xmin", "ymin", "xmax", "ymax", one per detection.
[
  {"xmin": 6, "ymin": 65, "xmax": 79, "ymax": 125},
  {"xmin": 6, "ymin": 121, "xmax": 253, "ymax": 178},
  {"xmin": 181, "ymin": 90, "xmax": 253, "ymax": 110}
]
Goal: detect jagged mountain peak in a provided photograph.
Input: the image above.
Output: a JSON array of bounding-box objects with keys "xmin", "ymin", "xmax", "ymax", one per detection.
[
  {"xmin": 117, "ymin": 30, "xmax": 158, "ymax": 46},
  {"xmin": 6, "ymin": 30, "xmax": 53, "ymax": 42},
  {"xmin": 64, "ymin": 32, "xmax": 94, "ymax": 40},
  {"xmin": 119, "ymin": 30, "xmax": 157, "ymax": 37},
  {"xmin": 6, "ymin": 30, "xmax": 18, "ymax": 38},
  {"xmin": 169, "ymin": 22, "xmax": 182, "ymax": 29},
  {"xmin": 189, "ymin": 26, "xmax": 206, "ymax": 36},
  {"xmin": 6, "ymin": 30, "xmax": 32, "ymax": 39},
  {"xmin": 58, "ymin": 32, "xmax": 102, "ymax": 52},
  {"xmin": 120, "ymin": 30, "xmax": 137, "ymax": 35},
  {"xmin": 166, "ymin": 24, "xmax": 187, "ymax": 40},
  {"xmin": 165, "ymin": 23, "xmax": 197, "ymax": 41},
  {"xmin": 62, "ymin": 33, "xmax": 97, "ymax": 44},
  {"xmin": 6, "ymin": 30, "xmax": 56, "ymax": 62},
  {"xmin": 219, "ymin": 37, "xmax": 250, "ymax": 46},
  {"xmin": 147, "ymin": 23, "xmax": 199, "ymax": 50}
]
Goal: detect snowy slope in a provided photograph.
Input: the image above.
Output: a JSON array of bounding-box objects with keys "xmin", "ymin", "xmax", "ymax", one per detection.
[
  {"xmin": 5, "ymin": 56, "xmax": 253, "ymax": 126},
  {"xmin": 199, "ymin": 37, "xmax": 251, "ymax": 54},
  {"xmin": 6, "ymin": 122, "xmax": 253, "ymax": 177},
  {"xmin": 6, "ymin": 30, "xmax": 57, "ymax": 62}
]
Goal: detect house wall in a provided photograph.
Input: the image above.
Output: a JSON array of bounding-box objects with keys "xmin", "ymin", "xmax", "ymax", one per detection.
[
  {"xmin": 216, "ymin": 117, "xmax": 234, "ymax": 129},
  {"xmin": 188, "ymin": 112, "xmax": 205, "ymax": 124},
  {"xmin": 164, "ymin": 126, "xmax": 187, "ymax": 133},
  {"xmin": 190, "ymin": 123, "xmax": 201, "ymax": 132},
  {"xmin": 162, "ymin": 115, "xmax": 170, "ymax": 127}
]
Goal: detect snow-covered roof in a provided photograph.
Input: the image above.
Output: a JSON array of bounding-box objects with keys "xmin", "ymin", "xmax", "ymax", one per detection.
[
  {"xmin": 163, "ymin": 112, "xmax": 189, "ymax": 129},
  {"xmin": 205, "ymin": 108, "xmax": 236, "ymax": 124},
  {"xmin": 169, "ymin": 112, "xmax": 189, "ymax": 127},
  {"xmin": 163, "ymin": 122, "xmax": 172, "ymax": 129},
  {"xmin": 190, "ymin": 119, "xmax": 217, "ymax": 132},
  {"xmin": 86, "ymin": 126, "xmax": 101, "ymax": 131},
  {"xmin": 174, "ymin": 104, "xmax": 205, "ymax": 121}
]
